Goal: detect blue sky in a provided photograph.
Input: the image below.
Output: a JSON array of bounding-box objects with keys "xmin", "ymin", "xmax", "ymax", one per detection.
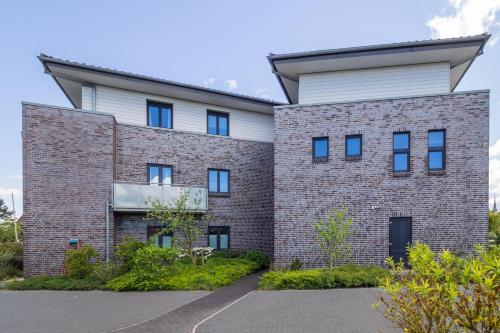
[{"xmin": 1, "ymin": 0, "xmax": 499, "ymax": 214}]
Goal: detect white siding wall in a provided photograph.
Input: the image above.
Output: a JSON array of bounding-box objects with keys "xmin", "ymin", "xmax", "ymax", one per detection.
[
  {"xmin": 81, "ymin": 86, "xmax": 94, "ymax": 111},
  {"xmin": 298, "ymin": 62, "xmax": 450, "ymax": 104},
  {"xmin": 87, "ymin": 86, "xmax": 274, "ymax": 143}
]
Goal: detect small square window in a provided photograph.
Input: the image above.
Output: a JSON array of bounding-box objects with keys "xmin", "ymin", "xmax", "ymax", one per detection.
[
  {"xmin": 208, "ymin": 226, "xmax": 230, "ymax": 250},
  {"xmin": 208, "ymin": 169, "xmax": 230, "ymax": 194},
  {"xmin": 313, "ymin": 137, "xmax": 329, "ymax": 159},
  {"xmin": 207, "ymin": 111, "xmax": 229, "ymax": 136},
  {"xmin": 345, "ymin": 135, "xmax": 362, "ymax": 159},
  {"xmin": 148, "ymin": 165, "xmax": 173, "ymax": 185},
  {"xmin": 147, "ymin": 226, "xmax": 173, "ymax": 248},
  {"xmin": 147, "ymin": 101, "xmax": 172, "ymax": 129}
]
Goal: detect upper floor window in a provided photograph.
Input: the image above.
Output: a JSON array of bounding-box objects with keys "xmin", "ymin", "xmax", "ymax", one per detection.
[
  {"xmin": 147, "ymin": 101, "xmax": 172, "ymax": 129},
  {"xmin": 393, "ymin": 132, "xmax": 410, "ymax": 173},
  {"xmin": 208, "ymin": 169, "xmax": 230, "ymax": 193},
  {"xmin": 312, "ymin": 137, "xmax": 329, "ymax": 160},
  {"xmin": 148, "ymin": 164, "xmax": 172, "ymax": 185},
  {"xmin": 428, "ymin": 129, "xmax": 446, "ymax": 171},
  {"xmin": 207, "ymin": 111, "xmax": 229, "ymax": 136},
  {"xmin": 147, "ymin": 226, "xmax": 172, "ymax": 248},
  {"xmin": 208, "ymin": 226, "xmax": 230, "ymax": 250},
  {"xmin": 345, "ymin": 134, "xmax": 362, "ymax": 159}
]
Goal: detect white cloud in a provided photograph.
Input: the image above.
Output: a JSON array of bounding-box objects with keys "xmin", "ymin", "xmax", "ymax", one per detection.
[
  {"xmin": 490, "ymin": 139, "xmax": 500, "ymax": 209},
  {"xmin": 0, "ymin": 187, "xmax": 22, "ymax": 217},
  {"xmin": 255, "ymin": 86, "xmax": 270, "ymax": 99},
  {"xmin": 203, "ymin": 78, "xmax": 215, "ymax": 87},
  {"xmin": 224, "ymin": 79, "xmax": 238, "ymax": 91},
  {"xmin": 8, "ymin": 174, "xmax": 22, "ymax": 181},
  {"xmin": 427, "ymin": 0, "xmax": 500, "ymax": 39}
]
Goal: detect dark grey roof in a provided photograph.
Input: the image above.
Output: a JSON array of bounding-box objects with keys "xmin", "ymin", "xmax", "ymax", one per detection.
[
  {"xmin": 39, "ymin": 54, "xmax": 285, "ymax": 107},
  {"xmin": 268, "ymin": 34, "xmax": 490, "ymax": 61}
]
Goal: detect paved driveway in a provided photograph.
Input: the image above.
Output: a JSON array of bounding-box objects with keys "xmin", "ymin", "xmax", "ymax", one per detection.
[
  {"xmin": 0, "ymin": 290, "xmax": 208, "ymax": 333},
  {"xmin": 196, "ymin": 288, "xmax": 401, "ymax": 333}
]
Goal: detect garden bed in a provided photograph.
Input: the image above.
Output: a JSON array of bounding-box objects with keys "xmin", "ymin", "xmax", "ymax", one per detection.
[{"xmin": 259, "ymin": 264, "xmax": 388, "ymax": 290}]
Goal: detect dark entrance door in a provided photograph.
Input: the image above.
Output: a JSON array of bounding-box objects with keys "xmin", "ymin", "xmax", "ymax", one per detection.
[{"xmin": 389, "ymin": 217, "xmax": 412, "ymax": 265}]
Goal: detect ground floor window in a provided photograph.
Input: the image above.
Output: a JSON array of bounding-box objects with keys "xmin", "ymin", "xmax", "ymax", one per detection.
[
  {"xmin": 208, "ymin": 226, "xmax": 230, "ymax": 250},
  {"xmin": 147, "ymin": 226, "xmax": 173, "ymax": 248}
]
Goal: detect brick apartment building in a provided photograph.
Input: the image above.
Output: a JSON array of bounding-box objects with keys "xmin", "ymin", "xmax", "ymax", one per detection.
[{"xmin": 23, "ymin": 35, "xmax": 490, "ymax": 275}]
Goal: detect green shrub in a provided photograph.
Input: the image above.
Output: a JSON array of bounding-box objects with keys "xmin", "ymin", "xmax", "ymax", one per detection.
[
  {"xmin": 211, "ymin": 249, "xmax": 247, "ymax": 258},
  {"xmin": 259, "ymin": 264, "xmax": 388, "ymax": 290},
  {"xmin": 0, "ymin": 265, "xmax": 22, "ymax": 280},
  {"xmin": 241, "ymin": 250, "xmax": 270, "ymax": 269},
  {"xmin": 92, "ymin": 262, "xmax": 121, "ymax": 283},
  {"xmin": 6, "ymin": 276, "xmax": 104, "ymax": 290},
  {"xmin": 65, "ymin": 245, "xmax": 98, "ymax": 279},
  {"xmin": 377, "ymin": 243, "xmax": 499, "ymax": 333},
  {"xmin": 115, "ymin": 237, "xmax": 147, "ymax": 272},
  {"xmin": 0, "ymin": 242, "xmax": 23, "ymax": 270},
  {"xmin": 290, "ymin": 258, "xmax": 303, "ymax": 270},
  {"xmin": 0, "ymin": 222, "xmax": 22, "ymax": 243},
  {"xmin": 107, "ymin": 256, "xmax": 261, "ymax": 291}
]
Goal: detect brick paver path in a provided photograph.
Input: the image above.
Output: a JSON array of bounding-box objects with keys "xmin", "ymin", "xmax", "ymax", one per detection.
[
  {"xmin": 118, "ymin": 271, "xmax": 261, "ymax": 333},
  {"xmin": 196, "ymin": 288, "xmax": 402, "ymax": 333}
]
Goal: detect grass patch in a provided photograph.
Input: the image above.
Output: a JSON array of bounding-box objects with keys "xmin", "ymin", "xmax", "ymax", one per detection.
[
  {"xmin": 107, "ymin": 257, "xmax": 260, "ymax": 291},
  {"xmin": 6, "ymin": 276, "xmax": 105, "ymax": 290},
  {"xmin": 259, "ymin": 264, "xmax": 389, "ymax": 290}
]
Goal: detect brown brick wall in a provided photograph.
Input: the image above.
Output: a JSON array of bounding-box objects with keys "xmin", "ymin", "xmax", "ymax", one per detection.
[
  {"xmin": 22, "ymin": 103, "xmax": 115, "ymax": 276},
  {"xmin": 114, "ymin": 124, "xmax": 274, "ymax": 253},
  {"xmin": 22, "ymin": 103, "xmax": 274, "ymax": 276},
  {"xmin": 273, "ymin": 91, "xmax": 489, "ymax": 268}
]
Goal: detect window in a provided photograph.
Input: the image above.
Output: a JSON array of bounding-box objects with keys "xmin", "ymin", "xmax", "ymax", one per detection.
[
  {"xmin": 207, "ymin": 111, "xmax": 229, "ymax": 136},
  {"xmin": 345, "ymin": 134, "xmax": 362, "ymax": 159},
  {"xmin": 312, "ymin": 137, "xmax": 329, "ymax": 160},
  {"xmin": 428, "ymin": 129, "xmax": 446, "ymax": 171},
  {"xmin": 147, "ymin": 226, "xmax": 173, "ymax": 248},
  {"xmin": 148, "ymin": 165, "xmax": 173, "ymax": 185},
  {"xmin": 208, "ymin": 169, "xmax": 230, "ymax": 193},
  {"xmin": 393, "ymin": 132, "xmax": 410, "ymax": 173},
  {"xmin": 147, "ymin": 101, "xmax": 172, "ymax": 129},
  {"xmin": 208, "ymin": 226, "xmax": 230, "ymax": 250}
]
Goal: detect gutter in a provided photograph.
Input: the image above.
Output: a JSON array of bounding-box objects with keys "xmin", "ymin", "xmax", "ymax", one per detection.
[{"xmin": 267, "ymin": 54, "xmax": 293, "ymax": 104}]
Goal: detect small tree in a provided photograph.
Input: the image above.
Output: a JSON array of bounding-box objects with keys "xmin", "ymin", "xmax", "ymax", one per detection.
[
  {"xmin": 488, "ymin": 211, "xmax": 500, "ymax": 245},
  {"xmin": 146, "ymin": 191, "xmax": 206, "ymax": 265},
  {"xmin": 0, "ymin": 199, "xmax": 13, "ymax": 220},
  {"xmin": 313, "ymin": 208, "xmax": 353, "ymax": 270}
]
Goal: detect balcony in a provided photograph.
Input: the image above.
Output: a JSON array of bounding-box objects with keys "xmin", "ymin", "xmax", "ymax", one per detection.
[{"xmin": 112, "ymin": 182, "xmax": 208, "ymax": 212}]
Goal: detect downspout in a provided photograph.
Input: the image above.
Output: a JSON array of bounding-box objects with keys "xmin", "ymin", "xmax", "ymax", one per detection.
[
  {"xmin": 105, "ymin": 201, "xmax": 111, "ymax": 262},
  {"xmin": 92, "ymin": 85, "xmax": 97, "ymax": 112}
]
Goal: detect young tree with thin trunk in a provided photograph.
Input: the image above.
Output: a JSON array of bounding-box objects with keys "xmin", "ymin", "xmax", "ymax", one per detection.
[
  {"xmin": 313, "ymin": 208, "xmax": 353, "ymax": 270},
  {"xmin": 146, "ymin": 191, "xmax": 206, "ymax": 265}
]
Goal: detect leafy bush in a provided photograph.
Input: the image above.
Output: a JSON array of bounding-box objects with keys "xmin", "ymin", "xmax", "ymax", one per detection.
[
  {"xmin": 290, "ymin": 258, "xmax": 303, "ymax": 270},
  {"xmin": 107, "ymin": 256, "xmax": 260, "ymax": 291},
  {"xmin": 65, "ymin": 245, "xmax": 98, "ymax": 279},
  {"xmin": 489, "ymin": 211, "xmax": 500, "ymax": 245},
  {"xmin": 0, "ymin": 242, "xmax": 23, "ymax": 270},
  {"xmin": 0, "ymin": 265, "xmax": 22, "ymax": 280},
  {"xmin": 115, "ymin": 237, "xmax": 147, "ymax": 272},
  {"xmin": 377, "ymin": 243, "xmax": 499, "ymax": 333},
  {"xmin": 6, "ymin": 276, "xmax": 104, "ymax": 290},
  {"xmin": 0, "ymin": 222, "xmax": 22, "ymax": 243},
  {"xmin": 92, "ymin": 262, "xmax": 121, "ymax": 284},
  {"xmin": 259, "ymin": 264, "xmax": 388, "ymax": 290}
]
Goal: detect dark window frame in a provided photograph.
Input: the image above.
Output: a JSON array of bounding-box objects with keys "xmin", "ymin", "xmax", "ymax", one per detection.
[
  {"xmin": 207, "ymin": 168, "xmax": 230, "ymax": 193},
  {"xmin": 147, "ymin": 101, "xmax": 173, "ymax": 129},
  {"xmin": 428, "ymin": 129, "xmax": 446, "ymax": 172},
  {"xmin": 312, "ymin": 137, "xmax": 329, "ymax": 160},
  {"xmin": 147, "ymin": 226, "xmax": 173, "ymax": 248},
  {"xmin": 148, "ymin": 164, "xmax": 173, "ymax": 185},
  {"xmin": 208, "ymin": 226, "xmax": 230, "ymax": 250},
  {"xmin": 393, "ymin": 131, "xmax": 411, "ymax": 174},
  {"xmin": 345, "ymin": 134, "xmax": 362, "ymax": 159},
  {"xmin": 207, "ymin": 110, "xmax": 230, "ymax": 136}
]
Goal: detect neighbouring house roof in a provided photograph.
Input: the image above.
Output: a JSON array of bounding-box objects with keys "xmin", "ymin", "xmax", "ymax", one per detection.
[
  {"xmin": 38, "ymin": 54, "xmax": 285, "ymax": 114},
  {"xmin": 268, "ymin": 34, "xmax": 490, "ymax": 104}
]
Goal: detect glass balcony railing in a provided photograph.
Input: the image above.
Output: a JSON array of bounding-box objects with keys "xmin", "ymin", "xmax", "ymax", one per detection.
[{"xmin": 112, "ymin": 182, "xmax": 208, "ymax": 212}]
